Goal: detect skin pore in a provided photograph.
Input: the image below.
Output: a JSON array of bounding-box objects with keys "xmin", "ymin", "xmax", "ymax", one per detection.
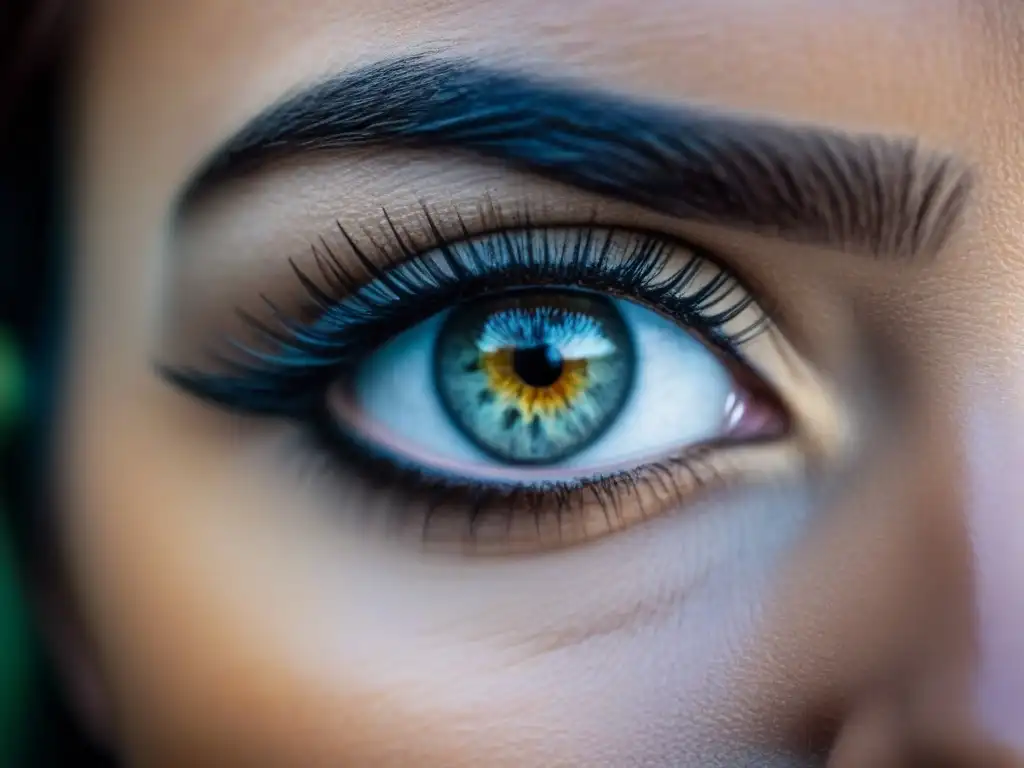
[{"xmin": 57, "ymin": 1, "xmax": 1024, "ymax": 765}]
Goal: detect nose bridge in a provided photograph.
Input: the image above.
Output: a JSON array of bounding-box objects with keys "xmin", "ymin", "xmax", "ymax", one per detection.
[{"xmin": 962, "ymin": 377, "xmax": 1024, "ymax": 754}]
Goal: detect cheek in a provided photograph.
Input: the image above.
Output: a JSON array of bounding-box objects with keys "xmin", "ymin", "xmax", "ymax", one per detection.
[
  {"xmin": 965, "ymin": 388, "xmax": 1024, "ymax": 748},
  {"xmin": 60, "ymin": 381, "xmax": 817, "ymax": 766}
]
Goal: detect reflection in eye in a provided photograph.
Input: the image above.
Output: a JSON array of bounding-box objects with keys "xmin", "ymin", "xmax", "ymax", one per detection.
[{"xmin": 165, "ymin": 213, "xmax": 796, "ymax": 552}]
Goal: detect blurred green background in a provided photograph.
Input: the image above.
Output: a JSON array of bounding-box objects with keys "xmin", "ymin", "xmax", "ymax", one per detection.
[{"xmin": 0, "ymin": 327, "xmax": 33, "ymax": 765}]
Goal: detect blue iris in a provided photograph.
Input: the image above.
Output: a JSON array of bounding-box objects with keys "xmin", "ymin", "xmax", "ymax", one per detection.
[{"xmin": 433, "ymin": 290, "xmax": 636, "ymax": 465}]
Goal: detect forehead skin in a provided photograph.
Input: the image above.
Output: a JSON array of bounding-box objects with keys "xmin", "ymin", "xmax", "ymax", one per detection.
[{"xmin": 63, "ymin": 1, "xmax": 1024, "ymax": 766}]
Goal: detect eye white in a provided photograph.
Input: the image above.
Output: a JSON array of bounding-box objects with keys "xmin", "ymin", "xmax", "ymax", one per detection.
[{"xmin": 348, "ymin": 298, "xmax": 736, "ymax": 476}]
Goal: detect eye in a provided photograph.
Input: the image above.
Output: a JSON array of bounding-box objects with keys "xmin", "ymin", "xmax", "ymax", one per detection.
[
  {"xmin": 340, "ymin": 289, "xmax": 764, "ymax": 476},
  {"xmin": 164, "ymin": 218, "xmax": 806, "ymax": 553}
]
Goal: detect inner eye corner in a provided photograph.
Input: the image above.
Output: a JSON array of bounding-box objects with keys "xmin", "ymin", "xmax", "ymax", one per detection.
[{"xmin": 721, "ymin": 348, "xmax": 792, "ymax": 424}]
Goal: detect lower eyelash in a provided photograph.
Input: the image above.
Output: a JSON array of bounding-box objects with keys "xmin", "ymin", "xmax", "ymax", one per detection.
[
  {"xmin": 300, "ymin": 398, "xmax": 789, "ymax": 553},
  {"xmin": 303, "ymin": 408, "xmax": 727, "ymax": 551}
]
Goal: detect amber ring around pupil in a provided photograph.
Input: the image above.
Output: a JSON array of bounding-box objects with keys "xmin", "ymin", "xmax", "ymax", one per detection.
[{"xmin": 433, "ymin": 289, "xmax": 636, "ymax": 465}]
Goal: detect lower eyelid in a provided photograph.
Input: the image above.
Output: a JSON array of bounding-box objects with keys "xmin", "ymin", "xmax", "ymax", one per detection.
[
  {"xmin": 315, "ymin": 371, "xmax": 799, "ymax": 554},
  {"xmin": 321, "ymin": 434, "xmax": 805, "ymax": 556}
]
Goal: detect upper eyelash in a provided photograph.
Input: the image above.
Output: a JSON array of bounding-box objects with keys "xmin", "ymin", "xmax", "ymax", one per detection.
[{"xmin": 164, "ymin": 206, "xmax": 771, "ymax": 416}]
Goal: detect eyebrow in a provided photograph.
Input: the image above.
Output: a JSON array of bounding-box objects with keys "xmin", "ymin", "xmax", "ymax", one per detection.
[{"xmin": 184, "ymin": 55, "xmax": 972, "ymax": 258}]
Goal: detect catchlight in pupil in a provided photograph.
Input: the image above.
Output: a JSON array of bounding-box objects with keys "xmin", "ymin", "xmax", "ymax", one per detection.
[{"xmin": 434, "ymin": 290, "xmax": 636, "ymax": 465}]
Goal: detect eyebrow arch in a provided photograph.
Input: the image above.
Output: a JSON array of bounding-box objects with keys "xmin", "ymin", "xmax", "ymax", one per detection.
[{"xmin": 183, "ymin": 54, "xmax": 972, "ymax": 259}]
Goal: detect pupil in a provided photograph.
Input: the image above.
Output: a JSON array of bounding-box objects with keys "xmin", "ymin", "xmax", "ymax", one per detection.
[{"xmin": 512, "ymin": 345, "xmax": 563, "ymax": 388}]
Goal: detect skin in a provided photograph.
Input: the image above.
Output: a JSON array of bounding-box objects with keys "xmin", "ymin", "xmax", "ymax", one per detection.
[{"xmin": 55, "ymin": 0, "xmax": 1024, "ymax": 765}]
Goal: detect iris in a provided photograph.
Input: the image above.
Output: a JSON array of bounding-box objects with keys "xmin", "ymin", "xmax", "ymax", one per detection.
[{"xmin": 434, "ymin": 290, "xmax": 636, "ymax": 464}]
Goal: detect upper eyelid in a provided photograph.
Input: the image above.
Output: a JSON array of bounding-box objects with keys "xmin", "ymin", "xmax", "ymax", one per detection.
[
  {"xmin": 161, "ymin": 220, "xmax": 774, "ymax": 413},
  {"xmin": 306, "ymin": 204, "xmax": 742, "ymax": 296},
  {"xmin": 172, "ymin": 201, "xmax": 787, "ymax": 380}
]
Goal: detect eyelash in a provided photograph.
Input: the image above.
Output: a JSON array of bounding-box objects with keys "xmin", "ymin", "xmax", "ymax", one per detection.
[{"xmin": 164, "ymin": 207, "xmax": 776, "ymax": 546}]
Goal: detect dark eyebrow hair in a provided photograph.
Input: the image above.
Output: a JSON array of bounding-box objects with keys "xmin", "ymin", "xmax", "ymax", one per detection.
[{"xmin": 183, "ymin": 55, "xmax": 972, "ymax": 258}]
